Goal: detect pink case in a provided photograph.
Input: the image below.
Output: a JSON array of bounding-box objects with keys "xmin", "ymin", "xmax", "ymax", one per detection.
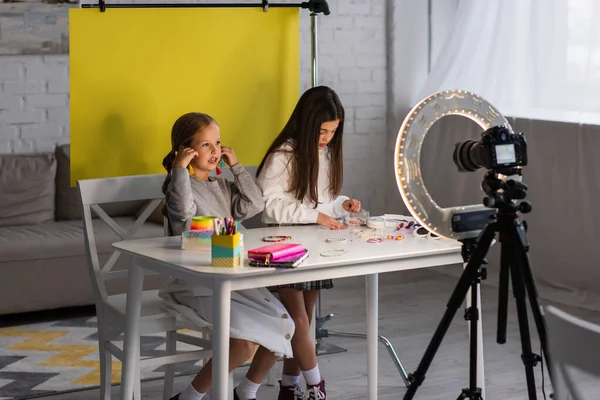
[{"xmin": 247, "ymin": 243, "xmax": 306, "ymax": 262}]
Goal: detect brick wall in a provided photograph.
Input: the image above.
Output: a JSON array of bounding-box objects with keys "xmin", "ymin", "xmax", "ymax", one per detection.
[{"xmin": 0, "ymin": 0, "xmax": 396, "ymax": 214}]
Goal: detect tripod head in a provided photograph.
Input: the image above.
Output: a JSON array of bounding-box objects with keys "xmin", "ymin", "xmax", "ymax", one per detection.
[
  {"xmin": 481, "ymin": 168, "xmax": 532, "ymax": 216},
  {"xmin": 301, "ymin": 0, "xmax": 330, "ymax": 15}
]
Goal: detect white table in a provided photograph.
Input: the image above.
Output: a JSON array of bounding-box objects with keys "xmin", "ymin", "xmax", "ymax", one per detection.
[{"xmin": 113, "ymin": 224, "xmax": 473, "ymax": 400}]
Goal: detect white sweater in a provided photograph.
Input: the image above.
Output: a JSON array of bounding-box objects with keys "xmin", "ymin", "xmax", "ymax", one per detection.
[{"xmin": 256, "ymin": 144, "xmax": 349, "ymax": 225}]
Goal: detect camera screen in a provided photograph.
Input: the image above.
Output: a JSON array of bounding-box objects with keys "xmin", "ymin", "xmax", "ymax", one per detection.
[{"xmin": 495, "ymin": 144, "xmax": 516, "ymax": 164}]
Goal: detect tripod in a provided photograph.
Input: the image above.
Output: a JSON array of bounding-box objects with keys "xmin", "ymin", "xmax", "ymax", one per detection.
[{"xmin": 403, "ymin": 169, "xmax": 552, "ymax": 400}]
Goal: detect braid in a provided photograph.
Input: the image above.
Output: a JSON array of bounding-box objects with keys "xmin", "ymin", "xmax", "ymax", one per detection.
[{"xmin": 161, "ymin": 150, "xmax": 177, "ymax": 194}]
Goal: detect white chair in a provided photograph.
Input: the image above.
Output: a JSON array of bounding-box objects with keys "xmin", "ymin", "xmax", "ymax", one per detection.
[
  {"xmin": 545, "ymin": 305, "xmax": 600, "ymax": 400},
  {"xmin": 78, "ymin": 174, "xmax": 212, "ymax": 400}
]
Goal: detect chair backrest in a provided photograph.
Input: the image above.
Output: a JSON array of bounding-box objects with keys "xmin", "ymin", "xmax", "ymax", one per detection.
[
  {"xmin": 545, "ymin": 305, "xmax": 600, "ymax": 400},
  {"xmin": 77, "ymin": 174, "xmax": 166, "ymax": 302}
]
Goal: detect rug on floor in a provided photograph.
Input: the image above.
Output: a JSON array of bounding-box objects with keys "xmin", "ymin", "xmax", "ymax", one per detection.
[{"xmin": 0, "ymin": 315, "xmax": 209, "ymax": 400}]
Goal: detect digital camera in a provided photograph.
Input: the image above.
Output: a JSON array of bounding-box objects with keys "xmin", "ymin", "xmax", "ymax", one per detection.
[{"xmin": 452, "ymin": 126, "xmax": 527, "ymax": 173}]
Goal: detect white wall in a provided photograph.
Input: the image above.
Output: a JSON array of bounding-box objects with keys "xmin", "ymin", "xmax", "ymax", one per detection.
[{"xmin": 0, "ymin": 0, "xmax": 445, "ymax": 214}]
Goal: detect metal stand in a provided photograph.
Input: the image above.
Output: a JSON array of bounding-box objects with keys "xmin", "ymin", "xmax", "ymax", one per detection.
[
  {"xmin": 403, "ymin": 170, "xmax": 551, "ymax": 400},
  {"xmin": 307, "ymin": 2, "xmax": 411, "ymax": 387}
]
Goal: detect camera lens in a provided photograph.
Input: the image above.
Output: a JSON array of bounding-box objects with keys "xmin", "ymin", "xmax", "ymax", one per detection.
[{"xmin": 452, "ymin": 140, "xmax": 481, "ymax": 172}]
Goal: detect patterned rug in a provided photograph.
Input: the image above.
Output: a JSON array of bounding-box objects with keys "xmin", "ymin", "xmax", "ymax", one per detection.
[{"xmin": 0, "ymin": 315, "xmax": 206, "ymax": 400}]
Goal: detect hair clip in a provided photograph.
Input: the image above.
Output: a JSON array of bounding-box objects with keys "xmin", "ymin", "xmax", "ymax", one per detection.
[{"xmin": 216, "ymin": 158, "xmax": 226, "ymax": 175}]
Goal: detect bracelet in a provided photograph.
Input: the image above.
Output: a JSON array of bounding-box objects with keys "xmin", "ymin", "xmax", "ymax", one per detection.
[
  {"xmin": 325, "ymin": 237, "xmax": 347, "ymax": 244},
  {"xmin": 262, "ymin": 235, "xmax": 291, "ymax": 243},
  {"xmin": 367, "ymin": 238, "xmax": 385, "ymax": 243},
  {"xmin": 320, "ymin": 249, "xmax": 348, "ymax": 257}
]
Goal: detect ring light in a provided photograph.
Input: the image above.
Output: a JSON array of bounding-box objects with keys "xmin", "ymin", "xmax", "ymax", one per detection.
[{"xmin": 394, "ymin": 90, "xmax": 514, "ymax": 240}]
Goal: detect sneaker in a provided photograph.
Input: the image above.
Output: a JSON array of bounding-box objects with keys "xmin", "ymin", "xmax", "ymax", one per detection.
[
  {"xmin": 168, "ymin": 395, "xmax": 180, "ymax": 400},
  {"xmin": 277, "ymin": 380, "xmax": 304, "ymax": 400},
  {"xmin": 305, "ymin": 380, "xmax": 326, "ymax": 400},
  {"xmin": 234, "ymin": 386, "xmax": 256, "ymax": 400}
]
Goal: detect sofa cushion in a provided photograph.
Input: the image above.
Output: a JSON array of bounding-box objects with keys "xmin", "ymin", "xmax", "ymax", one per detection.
[
  {"xmin": 0, "ymin": 153, "xmax": 56, "ymax": 227},
  {"xmin": 0, "ymin": 217, "xmax": 164, "ymax": 263},
  {"xmin": 55, "ymin": 144, "xmax": 149, "ymax": 220}
]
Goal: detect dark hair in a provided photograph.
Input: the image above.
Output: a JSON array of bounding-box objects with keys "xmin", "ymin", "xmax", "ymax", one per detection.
[
  {"xmin": 257, "ymin": 86, "xmax": 345, "ymax": 206},
  {"xmin": 161, "ymin": 112, "xmax": 217, "ymax": 194}
]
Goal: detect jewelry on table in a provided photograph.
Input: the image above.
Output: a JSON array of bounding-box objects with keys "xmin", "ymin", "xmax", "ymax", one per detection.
[
  {"xmin": 261, "ymin": 235, "xmax": 291, "ymax": 243},
  {"xmin": 367, "ymin": 238, "xmax": 385, "ymax": 244},
  {"xmin": 325, "ymin": 237, "xmax": 347, "ymax": 244},
  {"xmin": 320, "ymin": 249, "xmax": 349, "ymax": 257}
]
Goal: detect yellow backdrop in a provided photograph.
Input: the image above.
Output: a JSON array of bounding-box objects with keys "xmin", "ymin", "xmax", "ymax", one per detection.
[{"xmin": 69, "ymin": 8, "xmax": 299, "ymax": 185}]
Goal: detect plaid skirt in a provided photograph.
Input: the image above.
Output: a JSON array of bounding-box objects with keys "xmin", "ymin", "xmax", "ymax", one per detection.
[
  {"xmin": 269, "ymin": 279, "xmax": 334, "ymax": 292},
  {"xmin": 267, "ymin": 223, "xmax": 334, "ymax": 292}
]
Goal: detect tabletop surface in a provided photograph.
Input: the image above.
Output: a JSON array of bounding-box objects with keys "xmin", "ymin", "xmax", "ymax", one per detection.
[{"xmin": 113, "ymin": 224, "xmax": 463, "ymax": 277}]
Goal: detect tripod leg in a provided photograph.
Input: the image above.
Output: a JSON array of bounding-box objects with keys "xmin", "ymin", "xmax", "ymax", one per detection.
[
  {"xmin": 465, "ymin": 275, "xmax": 482, "ymax": 396},
  {"xmin": 497, "ymin": 244, "xmax": 510, "ymax": 344},
  {"xmin": 509, "ymin": 248, "xmax": 538, "ymax": 400},
  {"xmin": 512, "ymin": 222, "xmax": 552, "ymax": 377},
  {"xmin": 403, "ymin": 225, "xmax": 496, "ymax": 400}
]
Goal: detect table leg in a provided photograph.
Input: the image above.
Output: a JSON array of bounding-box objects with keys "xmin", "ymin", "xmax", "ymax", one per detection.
[
  {"xmin": 119, "ymin": 263, "xmax": 144, "ymax": 400},
  {"xmin": 366, "ymin": 273, "xmax": 379, "ymax": 400},
  {"xmin": 212, "ymin": 280, "xmax": 232, "ymax": 400}
]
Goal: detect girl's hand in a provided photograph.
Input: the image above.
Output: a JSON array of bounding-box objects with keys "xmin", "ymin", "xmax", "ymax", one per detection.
[
  {"xmin": 221, "ymin": 146, "xmax": 239, "ymax": 167},
  {"xmin": 343, "ymin": 199, "xmax": 361, "ymax": 212},
  {"xmin": 173, "ymin": 147, "xmax": 198, "ymax": 169},
  {"xmin": 317, "ymin": 212, "xmax": 347, "ymax": 230}
]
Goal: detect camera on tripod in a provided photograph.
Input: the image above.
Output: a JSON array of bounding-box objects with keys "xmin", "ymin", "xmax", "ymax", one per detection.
[{"xmin": 452, "ymin": 126, "xmax": 528, "ymax": 173}]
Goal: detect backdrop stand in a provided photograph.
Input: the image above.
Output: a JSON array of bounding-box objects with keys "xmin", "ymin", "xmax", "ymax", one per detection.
[{"xmin": 307, "ymin": 3, "xmax": 411, "ymax": 386}]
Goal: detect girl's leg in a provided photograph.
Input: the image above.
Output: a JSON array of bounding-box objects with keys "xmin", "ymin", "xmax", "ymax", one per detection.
[
  {"xmin": 235, "ymin": 346, "xmax": 278, "ymax": 399},
  {"xmin": 279, "ymin": 289, "xmax": 322, "ymax": 386},
  {"xmin": 246, "ymin": 345, "xmax": 279, "ymax": 382},
  {"xmin": 178, "ymin": 338, "xmax": 255, "ymax": 399}
]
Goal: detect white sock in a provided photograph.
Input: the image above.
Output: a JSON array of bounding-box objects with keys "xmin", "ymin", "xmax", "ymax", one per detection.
[
  {"xmin": 302, "ymin": 365, "xmax": 321, "ymax": 386},
  {"xmin": 235, "ymin": 377, "xmax": 261, "ymax": 400},
  {"xmin": 179, "ymin": 384, "xmax": 205, "ymax": 400},
  {"xmin": 281, "ymin": 373, "xmax": 301, "ymax": 387}
]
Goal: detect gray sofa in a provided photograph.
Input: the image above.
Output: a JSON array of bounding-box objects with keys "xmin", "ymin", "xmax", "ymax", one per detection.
[{"xmin": 0, "ymin": 144, "xmax": 166, "ymax": 316}]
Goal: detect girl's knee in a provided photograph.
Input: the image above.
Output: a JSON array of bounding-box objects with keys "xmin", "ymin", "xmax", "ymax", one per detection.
[
  {"xmin": 291, "ymin": 314, "xmax": 311, "ymax": 336},
  {"xmin": 231, "ymin": 339, "xmax": 256, "ymax": 360}
]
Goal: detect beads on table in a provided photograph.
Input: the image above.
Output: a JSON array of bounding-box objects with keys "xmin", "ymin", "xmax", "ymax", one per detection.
[
  {"xmin": 345, "ymin": 216, "xmax": 367, "ymax": 226},
  {"xmin": 387, "ymin": 235, "xmax": 404, "ymax": 241}
]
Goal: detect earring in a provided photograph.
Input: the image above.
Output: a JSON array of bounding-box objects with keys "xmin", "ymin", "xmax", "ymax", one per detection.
[{"xmin": 216, "ymin": 158, "xmax": 225, "ymax": 175}]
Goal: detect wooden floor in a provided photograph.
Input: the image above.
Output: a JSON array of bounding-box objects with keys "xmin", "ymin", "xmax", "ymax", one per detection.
[{"xmin": 40, "ymin": 266, "xmax": 600, "ymax": 400}]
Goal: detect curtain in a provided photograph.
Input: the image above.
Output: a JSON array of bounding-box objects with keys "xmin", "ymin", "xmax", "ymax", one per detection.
[{"xmin": 418, "ymin": 0, "xmax": 600, "ymax": 125}]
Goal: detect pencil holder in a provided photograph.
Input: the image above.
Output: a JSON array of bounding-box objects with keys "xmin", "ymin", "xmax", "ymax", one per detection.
[{"xmin": 211, "ymin": 232, "xmax": 241, "ymax": 268}]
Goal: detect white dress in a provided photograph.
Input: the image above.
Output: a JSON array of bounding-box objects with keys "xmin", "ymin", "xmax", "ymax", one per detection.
[{"xmin": 159, "ymin": 279, "xmax": 295, "ymax": 358}]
